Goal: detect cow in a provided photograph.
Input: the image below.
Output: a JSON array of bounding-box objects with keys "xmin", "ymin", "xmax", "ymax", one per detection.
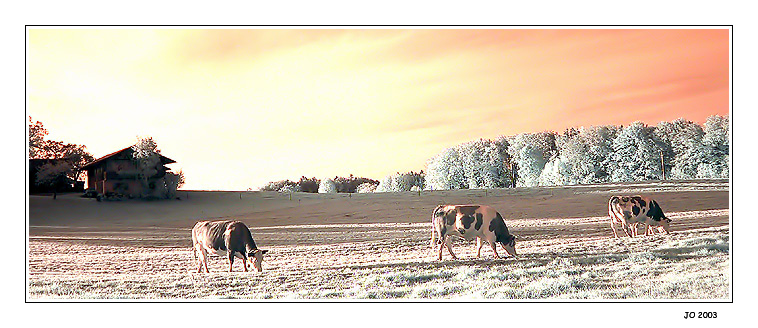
[
  {"xmin": 430, "ymin": 204, "xmax": 517, "ymax": 260},
  {"xmin": 191, "ymin": 220, "xmax": 268, "ymax": 273},
  {"xmin": 608, "ymin": 195, "xmax": 671, "ymax": 238}
]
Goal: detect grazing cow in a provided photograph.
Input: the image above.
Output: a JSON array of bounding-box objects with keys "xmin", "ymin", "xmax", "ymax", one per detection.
[
  {"xmin": 430, "ymin": 204, "xmax": 517, "ymax": 260},
  {"xmin": 608, "ymin": 195, "xmax": 671, "ymax": 238},
  {"xmin": 192, "ymin": 220, "xmax": 268, "ymax": 273}
]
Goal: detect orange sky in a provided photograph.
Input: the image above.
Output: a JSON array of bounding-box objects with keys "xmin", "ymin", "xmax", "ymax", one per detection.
[{"xmin": 26, "ymin": 28, "xmax": 730, "ymax": 191}]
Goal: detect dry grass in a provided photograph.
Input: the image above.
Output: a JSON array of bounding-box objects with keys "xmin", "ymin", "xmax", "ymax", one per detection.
[{"xmin": 27, "ymin": 181, "xmax": 730, "ymax": 300}]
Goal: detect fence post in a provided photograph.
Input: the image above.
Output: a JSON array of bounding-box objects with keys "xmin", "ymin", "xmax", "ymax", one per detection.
[{"xmin": 660, "ymin": 150, "xmax": 666, "ymax": 180}]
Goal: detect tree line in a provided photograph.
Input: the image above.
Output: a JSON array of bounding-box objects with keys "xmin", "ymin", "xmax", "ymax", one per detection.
[
  {"xmin": 259, "ymin": 175, "xmax": 381, "ymax": 193},
  {"xmin": 260, "ymin": 116, "xmax": 729, "ymax": 192},
  {"xmin": 426, "ymin": 116, "xmax": 729, "ymax": 190}
]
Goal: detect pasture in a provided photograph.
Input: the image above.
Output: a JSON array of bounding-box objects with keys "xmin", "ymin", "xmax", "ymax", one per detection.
[{"xmin": 27, "ymin": 180, "xmax": 730, "ymax": 300}]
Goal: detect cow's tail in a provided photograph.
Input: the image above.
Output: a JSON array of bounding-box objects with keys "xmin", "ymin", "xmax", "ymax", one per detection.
[
  {"xmin": 430, "ymin": 205, "xmax": 445, "ymax": 246},
  {"xmin": 608, "ymin": 196, "xmax": 620, "ymax": 221},
  {"xmin": 190, "ymin": 227, "xmax": 197, "ymax": 261}
]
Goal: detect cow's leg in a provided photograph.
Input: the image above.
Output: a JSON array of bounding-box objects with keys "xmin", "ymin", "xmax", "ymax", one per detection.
[
  {"xmin": 622, "ymin": 221, "xmax": 633, "ymax": 238},
  {"xmin": 242, "ymin": 254, "xmax": 248, "ymax": 272},
  {"xmin": 193, "ymin": 244, "xmax": 201, "ymax": 273},
  {"xmin": 645, "ymin": 223, "xmax": 651, "ymax": 236},
  {"xmin": 228, "ymin": 252, "xmax": 235, "ymax": 272},
  {"xmin": 437, "ymin": 236, "xmax": 445, "ymax": 260},
  {"xmin": 444, "ymin": 237, "xmax": 458, "ymax": 260},
  {"xmin": 476, "ymin": 238, "xmax": 485, "ymax": 258},
  {"xmin": 488, "ymin": 240, "xmax": 499, "ymax": 259},
  {"xmin": 198, "ymin": 247, "xmax": 209, "ymax": 273},
  {"xmin": 610, "ymin": 218, "xmax": 619, "ymax": 238}
]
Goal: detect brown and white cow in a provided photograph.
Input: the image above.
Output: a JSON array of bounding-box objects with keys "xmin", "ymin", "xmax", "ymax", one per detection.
[
  {"xmin": 430, "ymin": 204, "xmax": 517, "ymax": 260},
  {"xmin": 192, "ymin": 220, "xmax": 268, "ymax": 273},
  {"xmin": 608, "ymin": 195, "xmax": 671, "ymax": 238}
]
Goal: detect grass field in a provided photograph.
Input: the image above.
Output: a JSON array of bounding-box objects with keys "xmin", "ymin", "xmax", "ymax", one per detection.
[{"xmin": 27, "ymin": 180, "xmax": 730, "ymax": 300}]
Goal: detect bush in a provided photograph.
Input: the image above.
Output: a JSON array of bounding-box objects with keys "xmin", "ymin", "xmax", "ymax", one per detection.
[
  {"xmin": 318, "ymin": 178, "xmax": 337, "ymax": 193},
  {"xmin": 357, "ymin": 182, "xmax": 378, "ymax": 193},
  {"xmin": 260, "ymin": 175, "xmax": 378, "ymax": 193},
  {"xmin": 376, "ymin": 171, "xmax": 424, "ymax": 192}
]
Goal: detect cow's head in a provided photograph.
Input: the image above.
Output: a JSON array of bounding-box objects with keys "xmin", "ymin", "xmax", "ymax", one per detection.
[
  {"xmin": 502, "ymin": 235, "xmax": 517, "ymax": 257},
  {"xmin": 247, "ymin": 249, "xmax": 269, "ymax": 272}
]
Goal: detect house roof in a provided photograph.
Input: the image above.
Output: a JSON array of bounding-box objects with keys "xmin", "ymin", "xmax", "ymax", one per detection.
[{"xmin": 81, "ymin": 146, "xmax": 176, "ymax": 170}]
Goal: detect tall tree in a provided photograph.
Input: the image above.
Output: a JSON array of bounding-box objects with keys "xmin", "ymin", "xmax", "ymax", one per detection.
[
  {"xmin": 29, "ymin": 116, "xmax": 94, "ymax": 190},
  {"xmin": 698, "ymin": 115, "xmax": 730, "ymax": 178},
  {"xmin": 28, "ymin": 117, "xmax": 48, "ymax": 158},
  {"xmin": 608, "ymin": 122, "xmax": 663, "ymax": 182},
  {"xmin": 131, "ymin": 136, "xmax": 184, "ymax": 198},
  {"xmin": 654, "ymin": 118, "xmax": 705, "ymax": 179},
  {"xmin": 507, "ymin": 132, "xmax": 557, "ymax": 187}
]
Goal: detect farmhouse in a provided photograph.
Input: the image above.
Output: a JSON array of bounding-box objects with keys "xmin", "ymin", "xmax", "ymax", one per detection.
[{"xmin": 81, "ymin": 147, "xmax": 176, "ymax": 198}]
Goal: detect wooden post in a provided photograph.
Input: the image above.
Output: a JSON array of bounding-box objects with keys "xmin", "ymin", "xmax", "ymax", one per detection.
[{"xmin": 660, "ymin": 150, "xmax": 665, "ymax": 180}]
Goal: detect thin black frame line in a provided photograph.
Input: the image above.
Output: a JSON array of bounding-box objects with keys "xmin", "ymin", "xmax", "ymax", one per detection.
[{"xmin": 24, "ymin": 25, "xmax": 734, "ymax": 304}]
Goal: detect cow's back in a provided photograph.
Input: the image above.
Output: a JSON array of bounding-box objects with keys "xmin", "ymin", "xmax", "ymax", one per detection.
[
  {"xmin": 193, "ymin": 220, "xmax": 232, "ymax": 251},
  {"xmin": 449, "ymin": 204, "xmax": 513, "ymax": 243}
]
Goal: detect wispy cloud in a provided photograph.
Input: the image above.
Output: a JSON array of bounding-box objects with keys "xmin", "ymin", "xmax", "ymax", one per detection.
[{"xmin": 27, "ymin": 28, "xmax": 729, "ymax": 190}]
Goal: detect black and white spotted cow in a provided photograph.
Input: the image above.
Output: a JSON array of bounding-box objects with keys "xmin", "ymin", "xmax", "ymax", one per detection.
[
  {"xmin": 191, "ymin": 220, "xmax": 269, "ymax": 273},
  {"xmin": 608, "ymin": 195, "xmax": 671, "ymax": 238},
  {"xmin": 430, "ymin": 204, "xmax": 517, "ymax": 260}
]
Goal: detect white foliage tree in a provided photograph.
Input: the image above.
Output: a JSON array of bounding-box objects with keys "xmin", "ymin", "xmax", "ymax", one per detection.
[
  {"xmin": 279, "ymin": 183, "xmax": 300, "ymax": 193},
  {"xmin": 608, "ymin": 122, "xmax": 663, "ymax": 182},
  {"xmin": 508, "ymin": 132, "xmax": 557, "ymax": 187},
  {"xmin": 423, "ymin": 117, "xmax": 727, "ymax": 190},
  {"xmin": 425, "ymin": 147, "xmax": 466, "ymax": 190},
  {"xmin": 541, "ymin": 126, "xmax": 617, "ymax": 185},
  {"xmin": 654, "ymin": 119, "xmax": 705, "ymax": 179},
  {"xmin": 697, "ymin": 115, "xmax": 729, "ymax": 178},
  {"xmin": 538, "ymin": 155, "xmax": 569, "ymax": 186},
  {"xmin": 376, "ymin": 172, "xmax": 424, "ymax": 192},
  {"xmin": 425, "ymin": 138, "xmax": 510, "ymax": 190},
  {"xmin": 318, "ymin": 177, "xmax": 337, "ymax": 193}
]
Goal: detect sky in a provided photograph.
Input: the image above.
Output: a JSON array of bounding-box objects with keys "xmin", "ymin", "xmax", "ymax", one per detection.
[{"xmin": 26, "ymin": 28, "xmax": 730, "ymax": 191}]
